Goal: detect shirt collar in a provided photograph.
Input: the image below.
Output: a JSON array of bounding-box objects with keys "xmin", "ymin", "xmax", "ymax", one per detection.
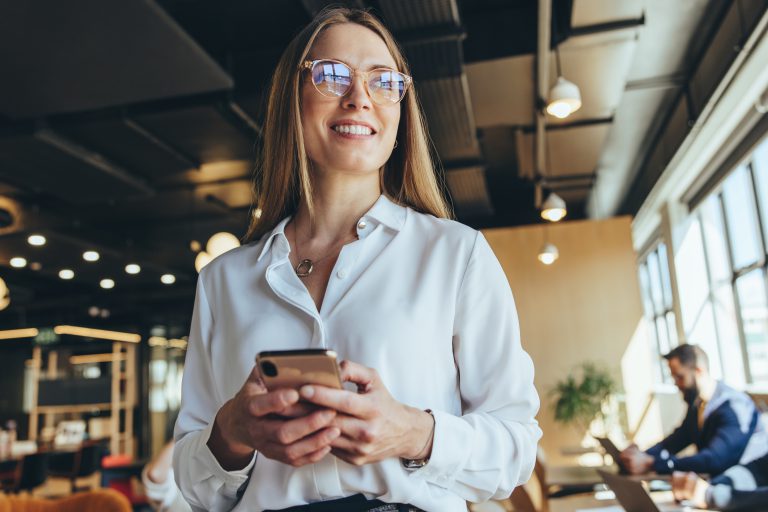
[{"xmin": 256, "ymin": 194, "xmax": 407, "ymax": 262}]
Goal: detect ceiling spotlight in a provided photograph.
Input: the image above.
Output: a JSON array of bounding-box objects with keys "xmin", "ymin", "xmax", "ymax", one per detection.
[
  {"xmin": 160, "ymin": 274, "xmax": 176, "ymax": 285},
  {"xmin": 189, "ymin": 240, "xmax": 202, "ymax": 253},
  {"xmin": 88, "ymin": 306, "xmax": 100, "ymax": 317},
  {"xmin": 83, "ymin": 251, "xmax": 100, "ymax": 262},
  {"xmin": 194, "ymin": 251, "xmax": 213, "ymax": 273},
  {"xmin": 29, "ymin": 262, "xmax": 42, "ymax": 271},
  {"xmin": 546, "ymin": 76, "xmax": 582, "ymax": 119},
  {"xmin": 206, "ymin": 232, "xmax": 240, "ymax": 258},
  {"xmin": 10, "ymin": 257, "xmax": 27, "ymax": 268},
  {"xmin": 538, "ymin": 242, "xmax": 560, "ymax": 265},
  {"xmin": 541, "ymin": 192, "xmax": 567, "ymax": 222},
  {"xmin": 99, "ymin": 278, "xmax": 115, "ymax": 289},
  {"xmin": 27, "ymin": 234, "xmax": 46, "ymax": 246},
  {"xmin": 59, "ymin": 269, "xmax": 75, "ymax": 280},
  {"xmin": 125, "ymin": 263, "xmax": 141, "ymax": 275}
]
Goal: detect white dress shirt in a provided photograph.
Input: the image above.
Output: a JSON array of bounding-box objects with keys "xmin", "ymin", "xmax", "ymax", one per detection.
[{"xmin": 173, "ymin": 194, "xmax": 541, "ymax": 511}]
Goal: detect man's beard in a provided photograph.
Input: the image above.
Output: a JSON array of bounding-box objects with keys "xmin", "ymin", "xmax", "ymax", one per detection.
[{"xmin": 683, "ymin": 382, "xmax": 699, "ymax": 405}]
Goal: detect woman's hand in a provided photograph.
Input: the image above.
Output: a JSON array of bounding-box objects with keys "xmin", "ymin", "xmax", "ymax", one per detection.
[
  {"xmin": 207, "ymin": 366, "xmax": 341, "ymax": 470},
  {"xmin": 298, "ymin": 360, "xmax": 434, "ymax": 466}
]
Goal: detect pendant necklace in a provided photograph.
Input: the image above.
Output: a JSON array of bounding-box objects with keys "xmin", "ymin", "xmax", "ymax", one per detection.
[{"xmin": 292, "ymin": 222, "xmax": 357, "ymax": 278}]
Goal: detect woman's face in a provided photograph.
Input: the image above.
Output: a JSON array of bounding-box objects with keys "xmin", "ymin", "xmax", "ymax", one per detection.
[{"xmin": 301, "ymin": 23, "xmax": 401, "ymax": 179}]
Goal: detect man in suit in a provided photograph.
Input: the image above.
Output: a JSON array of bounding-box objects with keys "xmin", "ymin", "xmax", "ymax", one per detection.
[
  {"xmin": 672, "ymin": 452, "xmax": 768, "ymax": 510},
  {"xmin": 619, "ymin": 344, "xmax": 765, "ymax": 476}
]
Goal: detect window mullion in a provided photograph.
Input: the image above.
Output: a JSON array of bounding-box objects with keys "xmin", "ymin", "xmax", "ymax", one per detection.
[{"xmin": 719, "ymin": 193, "xmax": 754, "ymax": 383}]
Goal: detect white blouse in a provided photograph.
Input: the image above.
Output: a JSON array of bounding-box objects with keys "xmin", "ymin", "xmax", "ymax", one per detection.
[{"xmin": 173, "ymin": 195, "xmax": 541, "ymax": 511}]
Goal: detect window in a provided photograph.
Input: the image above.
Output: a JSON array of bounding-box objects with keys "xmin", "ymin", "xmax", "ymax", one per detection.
[
  {"xmin": 686, "ymin": 136, "xmax": 768, "ymax": 387},
  {"xmin": 638, "ymin": 241, "xmax": 678, "ymax": 383}
]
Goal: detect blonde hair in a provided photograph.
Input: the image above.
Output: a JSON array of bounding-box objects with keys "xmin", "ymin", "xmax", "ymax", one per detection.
[{"xmin": 245, "ymin": 7, "xmax": 451, "ymax": 241}]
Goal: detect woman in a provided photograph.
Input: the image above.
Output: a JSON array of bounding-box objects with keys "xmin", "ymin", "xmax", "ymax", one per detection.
[{"xmin": 173, "ymin": 7, "xmax": 541, "ymax": 512}]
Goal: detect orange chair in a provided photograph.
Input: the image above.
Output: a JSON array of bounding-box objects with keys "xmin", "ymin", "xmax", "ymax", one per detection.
[{"xmin": 0, "ymin": 489, "xmax": 130, "ymax": 512}]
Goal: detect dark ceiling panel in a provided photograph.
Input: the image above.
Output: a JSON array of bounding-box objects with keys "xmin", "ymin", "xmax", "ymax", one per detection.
[
  {"xmin": 56, "ymin": 118, "xmax": 197, "ymax": 181},
  {"xmin": 0, "ymin": 0, "xmax": 232, "ymax": 118},
  {"xmin": 0, "ymin": 133, "xmax": 153, "ymax": 203},
  {"xmin": 132, "ymin": 106, "xmax": 256, "ymax": 164},
  {"xmin": 379, "ymin": 0, "xmax": 459, "ymax": 30}
]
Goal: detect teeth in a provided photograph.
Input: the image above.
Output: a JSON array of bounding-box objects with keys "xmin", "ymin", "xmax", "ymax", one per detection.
[{"xmin": 333, "ymin": 125, "xmax": 372, "ymax": 135}]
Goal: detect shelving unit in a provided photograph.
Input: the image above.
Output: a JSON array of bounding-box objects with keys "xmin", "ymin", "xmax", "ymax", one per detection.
[{"xmin": 28, "ymin": 341, "xmax": 137, "ymax": 457}]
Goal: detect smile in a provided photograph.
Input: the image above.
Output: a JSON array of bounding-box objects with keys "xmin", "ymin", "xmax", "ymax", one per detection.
[{"xmin": 332, "ymin": 124, "xmax": 374, "ymax": 136}]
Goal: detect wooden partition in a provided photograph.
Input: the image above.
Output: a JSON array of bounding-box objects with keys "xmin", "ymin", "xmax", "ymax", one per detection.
[{"xmin": 483, "ymin": 216, "xmax": 659, "ymax": 465}]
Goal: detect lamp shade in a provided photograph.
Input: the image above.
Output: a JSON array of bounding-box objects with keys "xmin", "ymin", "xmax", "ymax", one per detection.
[
  {"xmin": 194, "ymin": 251, "xmax": 213, "ymax": 272},
  {"xmin": 537, "ymin": 242, "xmax": 559, "ymax": 265},
  {"xmin": 546, "ymin": 76, "xmax": 582, "ymax": 119},
  {"xmin": 541, "ymin": 192, "xmax": 567, "ymax": 222},
  {"xmin": 206, "ymin": 232, "xmax": 240, "ymax": 259}
]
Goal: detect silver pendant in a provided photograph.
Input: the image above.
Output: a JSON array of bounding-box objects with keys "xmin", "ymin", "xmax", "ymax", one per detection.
[{"xmin": 295, "ymin": 259, "xmax": 313, "ymax": 277}]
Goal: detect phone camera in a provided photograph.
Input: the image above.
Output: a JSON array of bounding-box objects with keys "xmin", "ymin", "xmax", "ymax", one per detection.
[{"xmin": 260, "ymin": 360, "xmax": 278, "ymax": 377}]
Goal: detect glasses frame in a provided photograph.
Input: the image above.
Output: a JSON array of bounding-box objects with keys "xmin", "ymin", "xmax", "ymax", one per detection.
[{"xmin": 302, "ymin": 59, "xmax": 412, "ymax": 105}]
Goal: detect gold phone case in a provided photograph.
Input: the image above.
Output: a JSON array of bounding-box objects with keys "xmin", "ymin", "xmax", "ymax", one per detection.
[{"xmin": 256, "ymin": 349, "xmax": 342, "ymax": 390}]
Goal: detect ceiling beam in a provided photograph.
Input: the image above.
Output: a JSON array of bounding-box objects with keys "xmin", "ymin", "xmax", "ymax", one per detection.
[
  {"xmin": 570, "ymin": 16, "xmax": 645, "ymax": 38},
  {"xmin": 34, "ymin": 128, "xmax": 155, "ymax": 196}
]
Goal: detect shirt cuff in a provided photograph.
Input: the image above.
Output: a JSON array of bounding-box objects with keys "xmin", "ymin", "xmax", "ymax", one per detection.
[
  {"xmin": 406, "ymin": 409, "xmax": 472, "ymax": 488},
  {"xmin": 707, "ymin": 484, "xmax": 733, "ymax": 508},
  {"xmin": 722, "ymin": 465, "xmax": 758, "ymax": 491},
  {"xmin": 141, "ymin": 466, "xmax": 179, "ymax": 507},
  {"xmin": 195, "ymin": 420, "xmax": 257, "ymax": 494}
]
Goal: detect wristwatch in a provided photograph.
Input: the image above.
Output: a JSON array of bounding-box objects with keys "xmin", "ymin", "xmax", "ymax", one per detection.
[{"xmin": 400, "ymin": 409, "xmax": 434, "ymax": 470}]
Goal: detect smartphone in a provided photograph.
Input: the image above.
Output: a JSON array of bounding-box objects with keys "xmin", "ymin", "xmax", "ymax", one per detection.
[{"xmin": 255, "ymin": 349, "xmax": 342, "ymax": 391}]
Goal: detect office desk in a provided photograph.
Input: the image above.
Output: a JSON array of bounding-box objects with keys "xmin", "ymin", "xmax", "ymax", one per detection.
[{"xmin": 550, "ymin": 490, "xmax": 708, "ymax": 512}]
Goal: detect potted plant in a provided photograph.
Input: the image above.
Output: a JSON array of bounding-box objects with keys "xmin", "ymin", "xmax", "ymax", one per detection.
[{"xmin": 550, "ymin": 362, "xmax": 617, "ymax": 436}]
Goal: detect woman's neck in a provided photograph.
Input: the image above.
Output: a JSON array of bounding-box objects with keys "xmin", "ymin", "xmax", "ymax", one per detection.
[{"xmin": 292, "ymin": 171, "xmax": 381, "ymax": 243}]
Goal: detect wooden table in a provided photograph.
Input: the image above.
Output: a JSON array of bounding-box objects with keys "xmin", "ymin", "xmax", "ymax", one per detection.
[{"xmin": 550, "ymin": 490, "xmax": 707, "ymax": 512}]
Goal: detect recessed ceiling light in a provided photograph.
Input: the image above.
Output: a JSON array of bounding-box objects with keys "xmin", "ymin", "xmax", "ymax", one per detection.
[
  {"xmin": 160, "ymin": 274, "xmax": 176, "ymax": 285},
  {"xmin": 10, "ymin": 257, "xmax": 27, "ymax": 268},
  {"xmin": 100, "ymin": 278, "xmax": 115, "ymax": 289},
  {"xmin": 29, "ymin": 262, "xmax": 42, "ymax": 271},
  {"xmin": 189, "ymin": 240, "xmax": 202, "ymax": 252},
  {"xmin": 59, "ymin": 269, "xmax": 75, "ymax": 280},
  {"xmin": 27, "ymin": 234, "xmax": 46, "ymax": 246},
  {"xmin": 83, "ymin": 251, "xmax": 100, "ymax": 262},
  {"xmin": 125, "ymin": 263, "xmax": 141, "ymax": 274}
]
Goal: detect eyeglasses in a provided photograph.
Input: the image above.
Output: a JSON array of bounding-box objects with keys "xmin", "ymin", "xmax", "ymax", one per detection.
[{"xmin": 302, "ymin": 59, "xmax": 412, "ymax": 105}]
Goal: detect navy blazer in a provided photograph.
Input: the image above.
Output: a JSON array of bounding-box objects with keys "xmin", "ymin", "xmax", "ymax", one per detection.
[{"xmin": 646, "ymin": 382, "xmax": 760, "ymax": 476}]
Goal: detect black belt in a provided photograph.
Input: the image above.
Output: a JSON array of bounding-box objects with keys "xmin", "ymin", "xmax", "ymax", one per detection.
[{"xmin": 265, "ymin": 494, "xmax": 423, "ymax": 512}]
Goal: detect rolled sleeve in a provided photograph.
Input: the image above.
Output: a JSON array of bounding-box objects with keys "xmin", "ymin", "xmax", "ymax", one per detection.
[{"xmin": 414, "ymin": 232, "xmax": 542, "ymax": 501}]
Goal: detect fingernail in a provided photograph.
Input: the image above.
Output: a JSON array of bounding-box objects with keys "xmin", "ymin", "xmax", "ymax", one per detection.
[
  {"xmin": 300, "ymin": 385, "xmax": 314, "ymax": 398},
  {"xmin": 283, "ymin": 389, "xmax": 299, "ymax": 403},
  {"xmin": 328, "ymin": 428, "xmax": 340, "ymax": 438}
]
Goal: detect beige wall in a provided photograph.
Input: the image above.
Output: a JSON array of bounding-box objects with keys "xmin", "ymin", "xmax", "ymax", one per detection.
[{"xmin": 484, "ymin": 216, "xmax": 657, "ymax": 465}]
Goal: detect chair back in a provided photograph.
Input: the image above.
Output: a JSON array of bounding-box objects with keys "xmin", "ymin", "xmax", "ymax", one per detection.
[
  {"xmin": 16, "ymin": 452, "xmax": 49, "ymax": 492},
  {"xmin": 75, "ymin": 442, "xmax": 103, "ymax": 477}
]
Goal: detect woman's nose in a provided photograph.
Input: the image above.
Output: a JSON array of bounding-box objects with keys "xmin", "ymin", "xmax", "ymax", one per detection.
[{"xmin": 342, "ymin": 75, "xmax": 372, "ymax": 110}]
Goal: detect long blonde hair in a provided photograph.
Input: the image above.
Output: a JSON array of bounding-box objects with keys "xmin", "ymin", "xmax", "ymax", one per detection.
[{"xmin": 245, "ymin": 7, "xmax": 451, "ymax": 242}]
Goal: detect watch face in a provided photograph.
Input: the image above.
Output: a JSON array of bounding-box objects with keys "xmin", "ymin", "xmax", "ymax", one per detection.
[{"xmin": 401, "ymin": 457, "xmax": 428, "ymax": 469}]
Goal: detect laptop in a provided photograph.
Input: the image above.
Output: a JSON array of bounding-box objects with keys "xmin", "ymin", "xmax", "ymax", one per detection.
[
  {"xmin": 598, "ymin": 470, "xmax": 704, "ymax": 512},
  {"xmin": 595, "ymin": 437, "xmax": 630, "ymax": 474}
]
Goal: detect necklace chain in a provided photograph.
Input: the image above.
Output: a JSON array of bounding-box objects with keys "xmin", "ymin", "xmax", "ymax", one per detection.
[{"xmin": 292, "ymin": 222, "xmax": 357, "ymax": 278}]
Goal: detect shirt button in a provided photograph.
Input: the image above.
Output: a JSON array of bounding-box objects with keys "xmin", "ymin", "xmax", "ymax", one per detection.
[
  {"xmin": 357, "ymin": 219, "xmax": 367, "ymax": 230},
  {"xmin": 337, "ymin": 269, "xmax": 348, "ymax": 279}
]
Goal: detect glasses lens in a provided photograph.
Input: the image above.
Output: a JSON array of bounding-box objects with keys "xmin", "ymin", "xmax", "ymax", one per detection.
[
  {"xmin": 369, "ymin": 69, "xmax": 407, "ymax": 103},
  {"xmin": 312, "ymin": 61, "xmax": 352, "ymax": 97}
]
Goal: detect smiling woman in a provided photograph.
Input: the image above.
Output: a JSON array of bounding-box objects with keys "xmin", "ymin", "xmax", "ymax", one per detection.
[{"xmin": 173, "ymin": 7, "xmax": 541, "ymax": 512}]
